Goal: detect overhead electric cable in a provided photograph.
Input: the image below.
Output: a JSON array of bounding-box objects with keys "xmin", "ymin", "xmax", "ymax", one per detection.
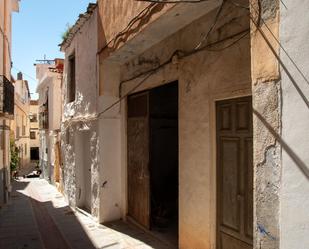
[
  {"xmin": 12, "ymin": 67, "xmax": 37, "ymax": 82},
  {"xmin": 65, "ymin": 0, "xmax": 249, "ymax": 127},
  {"xmin": 249, "ymin": 1, "xmax": 309, "ymax": 86},
  {"xmin": 136, "ymin": 0, "xmax": 212, "ymax": 3}
]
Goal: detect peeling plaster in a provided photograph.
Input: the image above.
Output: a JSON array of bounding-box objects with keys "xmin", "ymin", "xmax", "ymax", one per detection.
[{"xmin": 250, "ymin": 1, "xmax": 281, "ymax": 248}]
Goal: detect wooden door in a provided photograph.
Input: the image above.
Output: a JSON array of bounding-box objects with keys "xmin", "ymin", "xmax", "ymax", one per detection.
[
  {"xmin": 127, "ymin": 92, "xmax": 150, "ymax": 229},
  {"xmin": 216, "ymin": 96, "xmax": 253, "ymax": 249}
]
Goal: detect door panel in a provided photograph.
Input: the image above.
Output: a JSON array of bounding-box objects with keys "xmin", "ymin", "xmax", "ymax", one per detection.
[
  {"xmin": 127, "ymin": 93, "xmax": 150, "ymax": 229},
  {"xmin": 220, "ymin": 137, "xmax": 241, "ymax": 232},
  {"xmin": 217, "ymin": 96, "xmax": 253, "ymax": 249}
]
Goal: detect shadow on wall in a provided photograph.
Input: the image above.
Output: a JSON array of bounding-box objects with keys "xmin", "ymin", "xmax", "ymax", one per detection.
[
  {"xmin": 253, "ymin": 109, "xmax": 309, "ymax": 180},
  {"xmin": 251, "ymin": 10, "xmax": 309, "ymax": 180},
  {"xmin": 252, "ymin": 11, "xmax": 309, "ymax": 109}
]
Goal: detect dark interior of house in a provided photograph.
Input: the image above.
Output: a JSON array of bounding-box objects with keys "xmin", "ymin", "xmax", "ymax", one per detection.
[{"xmin": 149, "ymin": 81, "xmax": 179, "ymax": 245}]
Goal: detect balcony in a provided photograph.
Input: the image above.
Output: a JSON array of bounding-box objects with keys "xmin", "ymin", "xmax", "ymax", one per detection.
[{"xmin": 0, "ymin": 75, "xmax": 15, "ymax": 117}]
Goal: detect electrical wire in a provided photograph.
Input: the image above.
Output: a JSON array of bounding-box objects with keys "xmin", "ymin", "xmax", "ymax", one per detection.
[
  {"xmin": 135, "ymin": 0, "xmax": 211, "ymax": 3},
  {"xmin": 195, "ymin": 0, "xmax": 225, "ymax": 50},
  {"xmin": 204, "ymin": 30, "xmax": 249, "ymax": 51},
  {"xmin": 66, "ymin": 0, "xmax": 250, "ymax": 126},
  {"xmin": 97, "ymin": 3, "xmax": 156, "ymax": 55},
  {"xmin": 94, "ymin": 29, "xmax": 250, "ymax": 120},
  {"xmin": 11, "ymin": 66, "xmax": 37, "ymax": 82},
  {"xmin": 241, "ymin": 0, "xmax": 309, "ymax": 87}
]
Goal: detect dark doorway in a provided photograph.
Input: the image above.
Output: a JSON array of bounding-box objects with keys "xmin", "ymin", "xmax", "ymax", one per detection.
[
  {"xmin": 127, "ymin": 82, "xmax": 179, "ymax": 247},
  {"xmin": 216, "ymin": 96, "xmax": 253, "ymax": 249},
  {"xmin": 30, "ymin": 147, "xmax": 39, "ymax": 161}
]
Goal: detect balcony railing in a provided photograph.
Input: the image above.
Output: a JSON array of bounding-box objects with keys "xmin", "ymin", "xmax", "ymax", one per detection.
[{"xmin": 0, "ymin": 75, "xmax": 14, "ymax": 116}]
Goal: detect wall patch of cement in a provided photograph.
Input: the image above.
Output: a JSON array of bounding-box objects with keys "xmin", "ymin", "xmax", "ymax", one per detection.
[{"xmin": 250, "ymin": 0, "xmax": 281, "ymax": 248}]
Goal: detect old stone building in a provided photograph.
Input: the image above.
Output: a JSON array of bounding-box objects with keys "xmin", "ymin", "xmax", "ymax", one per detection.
[{"xmin": 59, "ymin": 0, "xmax": 309, "ymax": 249}]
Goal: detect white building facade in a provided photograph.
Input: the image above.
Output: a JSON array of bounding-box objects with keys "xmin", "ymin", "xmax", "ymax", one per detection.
[{"xmin": 36, "ymin": 60, "xmax": 63, "ymax": 184}]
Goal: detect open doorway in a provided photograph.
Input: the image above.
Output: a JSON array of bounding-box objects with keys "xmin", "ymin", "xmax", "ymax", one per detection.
[
  {"xmin": 75, "ymin": 130, "xmax": 92, "ymax": 213},
  {"xmin": 127, "ymin": 81, "xmax": 179, "ymax": 247}
]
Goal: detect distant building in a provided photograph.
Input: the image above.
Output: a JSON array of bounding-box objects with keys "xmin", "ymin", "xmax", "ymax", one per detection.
[
  {"xmin": 35, "ymin": 59, "xmax": 63, "ymax": 190},
  {"xmin": 0, "ymin": 0, "xmax": 19, "ymax": 206},
  {"xmin": 29, "ymin": 100, "xmax": 39, "ymax": 164},
  {"xmin": 11, "ymin": 72, "xmax": 31, "ymax": 174}
]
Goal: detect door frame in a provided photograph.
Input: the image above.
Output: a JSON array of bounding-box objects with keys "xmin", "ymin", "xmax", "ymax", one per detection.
[{"xmin": 126, "ymin": 81, "xmax": 179, "ymax": 231}]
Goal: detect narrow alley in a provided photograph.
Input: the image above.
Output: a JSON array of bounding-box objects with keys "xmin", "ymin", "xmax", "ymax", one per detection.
[
  {"xmin": 1, "ymin": 0, "xmax": 309, "ymax": 249},
  {"xmin": 0, "ymin": 179, "xmax": 172, "ymax": 249}
]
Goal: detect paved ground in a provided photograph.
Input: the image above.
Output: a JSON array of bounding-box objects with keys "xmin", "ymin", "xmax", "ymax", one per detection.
[{"xmin": 0, "ymin": 179, "xmax": 173, "ymax": 249}]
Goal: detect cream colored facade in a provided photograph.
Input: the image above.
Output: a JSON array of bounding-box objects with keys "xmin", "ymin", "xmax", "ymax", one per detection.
[
  {"xmin": 11, "ymin": 73, "xmax": 31, "ymax": 174},
  {"xmin": 59, "ymin": 1, "xmax": 309, "ymax": 249},
  {"xmin": 29, "ymin": 100, "xmax": 39, "ymax": 162},
  {"xmin": 0, "ymin": 0, "xmax": 19, "ymax": 206}
]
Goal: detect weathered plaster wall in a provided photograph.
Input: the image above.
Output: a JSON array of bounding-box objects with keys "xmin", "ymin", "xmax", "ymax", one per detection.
[
  {"xmin": 97, "ymin": 0, "xmax": 221, "ymax": 96},
  {"xmin": 62, "ymin": 9, "xmax": 98, "ymax": 120},
  {"xmin": 280, "ymin": 1, "xmax": 309, "ymax": 248},
  {"xmin": 97, "ymin": 0, "xmax": 173, "ymax": 51},
  {"xmin": 61, "ymin": 126, "xmax": 76, "ymax": 206},
  {"xmin": 250, "ymin": 0, "xmax": 281, "ymax": 248},
  {"xmin": 61, "ymin": 10, "xmax": 100, "ymax": 219},
  {"xmin": 100, "ymin": 3, "xmax": 251, "ymax": 248}
]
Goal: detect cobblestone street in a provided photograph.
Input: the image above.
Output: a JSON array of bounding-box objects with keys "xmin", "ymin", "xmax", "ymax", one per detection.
[{"xmin": 0, "ymin": 179, "xmax": 172, "ymax": 249}]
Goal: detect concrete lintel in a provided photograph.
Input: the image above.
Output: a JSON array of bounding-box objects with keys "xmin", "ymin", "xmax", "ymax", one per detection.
[{"xmin": 106, "ymin": 0, "xmax": 222, "ymax": 63}]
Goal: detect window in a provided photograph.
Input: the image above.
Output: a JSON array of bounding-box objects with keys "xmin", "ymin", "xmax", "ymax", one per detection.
[
  {"xmin": 30, "ymin": 114, "xmax": 38, "ymax": 122},
  {"xmin": 30, "ymin": 131, "xmax": 36, "ymax": 140},
  {"xmin": 22, "ymin": 116, "xmax": 25, "ymax": 136},
  {"xmin": 24, "ymin": 144, "xmax": 27, "ymax": 156},
  {"xmin": 67, "ymin": 54, "xmax": 76, "ymax": 103},
  {"xmin": 16, "ymin": 127, "xmax": 20, "ymax": 139}
]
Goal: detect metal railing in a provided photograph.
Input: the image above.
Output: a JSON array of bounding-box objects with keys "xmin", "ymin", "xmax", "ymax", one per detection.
[{"xmin": 0, "ymin": 75, "xmax": 14, "ymax": 116}]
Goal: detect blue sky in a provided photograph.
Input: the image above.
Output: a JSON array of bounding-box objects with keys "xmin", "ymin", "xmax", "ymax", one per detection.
[{"xmin": 12, "ymin": 0, "xmax": 95, "ymax": 99}]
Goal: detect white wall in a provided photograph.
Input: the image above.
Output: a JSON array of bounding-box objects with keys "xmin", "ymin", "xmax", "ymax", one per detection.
[
  {"xmin": 62, "ymin": 10, "xmax": 98, "ymax": 119},
  {"xmin": 280, "ymin": 1, "xmax": 309, "ymax": 249},
  {"xmin": 61, "ymin": 9, "xmax": 100, "ymax": 218}
]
